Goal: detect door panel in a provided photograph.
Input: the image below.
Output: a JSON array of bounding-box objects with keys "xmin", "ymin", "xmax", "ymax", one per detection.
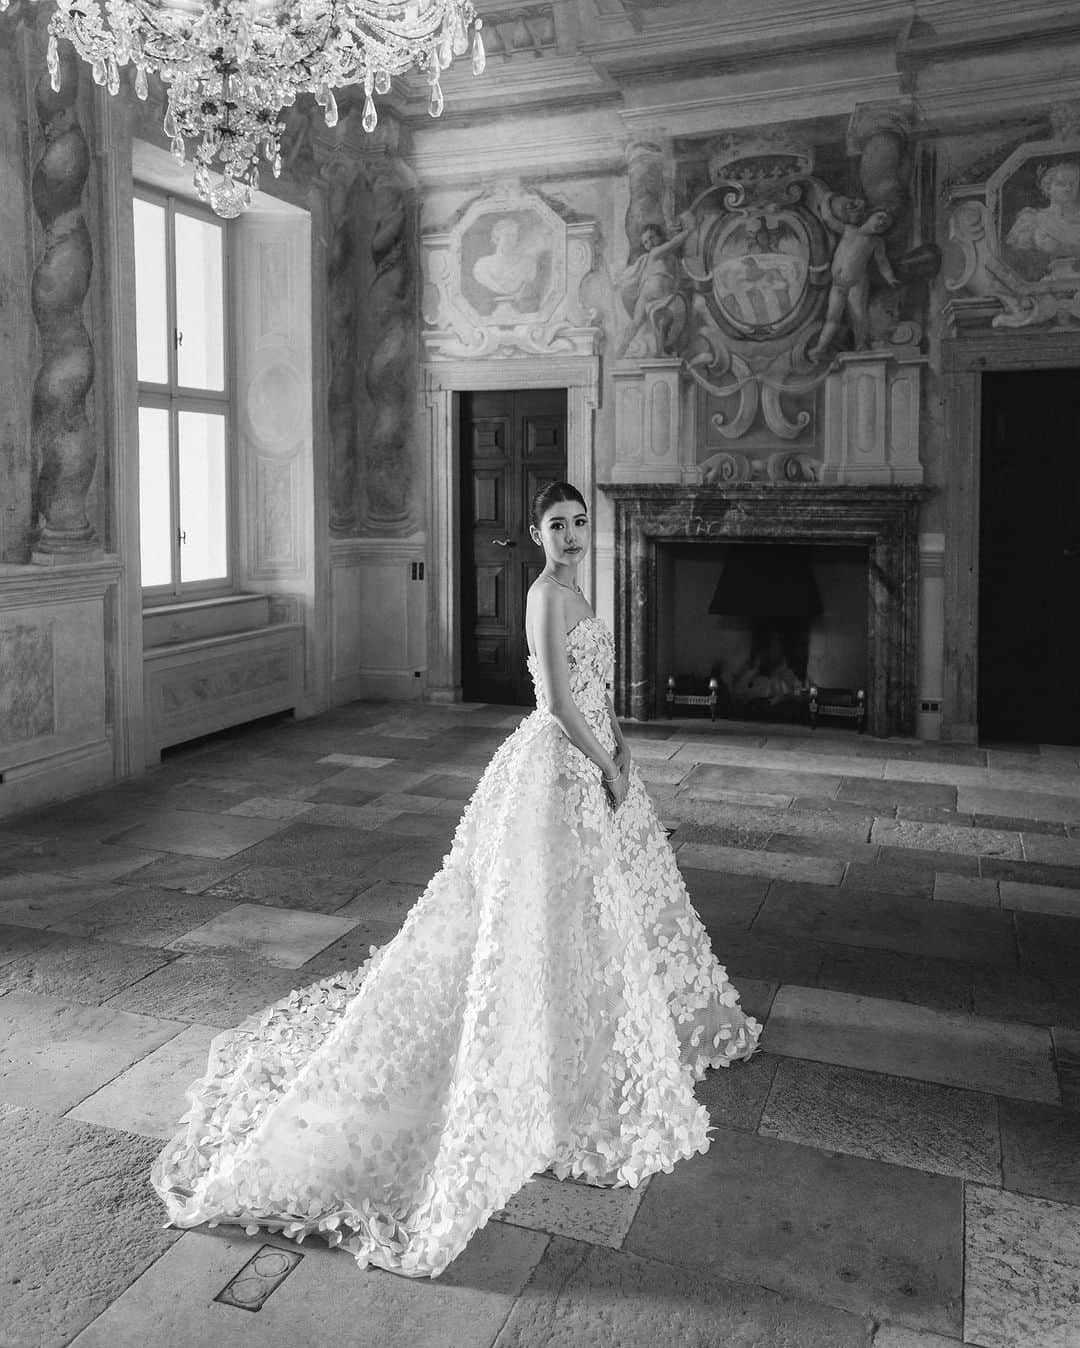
[
  {"xmin": 978, "ymin": 369, "xmax": 1080, "ymax": 745},
  {"xmin": 461, "ymin": 389, "xmax": 568, "ymax": 704}
]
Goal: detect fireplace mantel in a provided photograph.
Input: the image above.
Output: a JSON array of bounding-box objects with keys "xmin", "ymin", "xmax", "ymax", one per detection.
[{"xmin": 600, "ymin": 483, "xmax": 927, "ymax": 737}]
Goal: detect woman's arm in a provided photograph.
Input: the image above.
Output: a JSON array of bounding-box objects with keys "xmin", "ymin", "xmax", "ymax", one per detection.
[{"xmin": 530, "ymin": 585, "xmax": 620, "ymax": 784}]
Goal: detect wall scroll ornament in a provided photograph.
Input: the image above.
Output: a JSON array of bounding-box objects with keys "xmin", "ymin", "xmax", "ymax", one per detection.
[
  {"xmin": 944, "ymin": 105, "xmax": 1080, "ymax": 330},
  {"xmin": 421, "ymin": 182, "xmax": 601, "ymax": 358}
]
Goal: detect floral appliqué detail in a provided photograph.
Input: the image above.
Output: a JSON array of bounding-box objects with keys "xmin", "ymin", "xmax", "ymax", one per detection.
[{"xmin": 151, "ymin": 616, "xmax": 761, "ymax": 1278}]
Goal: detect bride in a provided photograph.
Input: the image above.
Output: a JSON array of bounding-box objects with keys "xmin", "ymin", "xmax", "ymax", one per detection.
[{"xmin": 152, "ymin": 480, "xmax": 761, "ymax": 1279}]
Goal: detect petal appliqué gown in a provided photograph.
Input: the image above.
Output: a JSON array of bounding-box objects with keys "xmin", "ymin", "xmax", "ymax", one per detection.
[{"xmin": 151, "ymin": 617, "xmax": 761, "ymax": 1278}]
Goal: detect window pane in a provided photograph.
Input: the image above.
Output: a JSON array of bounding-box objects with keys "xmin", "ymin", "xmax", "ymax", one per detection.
[
  {"xmin": 178, "ymin": 410, "xmax": 228, "ymax": 583},
  {"xmin": 175, "ymin": 212, "xmax": 225, "ymax": 391},
  {"xmin": 138, "ymin": 405, "xmax": 172, "ymax": 587},
  {"xmin": 133, "ymin": 198, "xmax": 168, "ymax": 384}
]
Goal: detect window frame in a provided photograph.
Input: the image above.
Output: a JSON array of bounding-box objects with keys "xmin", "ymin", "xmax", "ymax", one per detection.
[{"xmin": 134, "ymin": 185, "xmax": 236, "ymax": 604}]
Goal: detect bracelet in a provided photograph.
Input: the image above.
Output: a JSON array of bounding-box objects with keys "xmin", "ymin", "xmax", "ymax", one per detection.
[{"xmin": 601, "ymin": 765, "xmax": 621, "ymax": 784}]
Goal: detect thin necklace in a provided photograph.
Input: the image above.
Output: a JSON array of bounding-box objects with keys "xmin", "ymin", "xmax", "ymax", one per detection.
[{"xmin": 546, "ymin": 570, "xmax": 582, "ymax": 595}]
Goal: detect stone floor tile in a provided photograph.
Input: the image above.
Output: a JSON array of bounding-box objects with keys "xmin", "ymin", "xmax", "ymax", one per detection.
[
  {"xmin": 492, "ymin": 1237, "xmax": 870, "ymax": 1348},
  {"xmin": 727, "ymin": 975, "xmax": 776, "ymax": 1024},
  {"xmin": 362, "ymin": 843, "xmax": 452, "ymax": 885},
  {"xmin": 964, "ymin": 1184, "xmax": 1080, "ymax": 1348},
  {"xmin": 635, "ymin": 760, "xmax": 692, "ymax": 786},
  {"xmin": 999, "ymin": 1098, "xmax": 1080, "ymax": 1203},
  {"xmin": 376, "ymin": 811, "xmax": 458, "ymax": 841},
  {"xmin": 682, "ymin": 798, "xmax": 873, "ymax": 846},
  {"xmin": 302, "ymin": 783, "xmax": 385, "ymax": 806},
  {"xmin": 674, "ymin": 843, "xmax": 845, "ymax": 885},
  {"xmin": 402, "ymin": 772, "xmax": 480, "ymax": 800},
  {"xmin": 971, "ymin": 965, "xmax": 1080, "ymax": 1031},
  {"xmin": 681, "ymin": 761, "xmax": 846, "ymax": 799},
  {"xmin": 316, "ymin": 752, "xmax": 396, "ymax": 768},
  {"xmin": 201, "ymin": 864, "xmax": 362, "ymax": 912},
  {"xmin": 679, "ymin": 868, "xmax": 768, "ymax": 927},
  {"xmin": 981, "ymin": 855, "xmax": 1080, "ymax": 891},
  {"xmin": 1022, "ymin": 832, "xmax": 1080, "ymax": 866},
  {"xmin": 0, "ymin": 935, "xmax": 173, "ymax": 1005},
  {"xmin": 765, "ymin": 985, "xmax": 1058, "ymax": 1102},
  {"xmin": 106, "ymin": 953, "xmax": 307, "ymax": 1027},
  {"xmin": 106, "ymin": 809, "xmax": 292, "ymax": 859},
  {"xmin": 333, "ymin": 879, "xmax": 425, "ymax": 924},
  {"xmin": 298, "ymin": 918, "xmax": 403, "ymax": 977},
  {"xmin": 15, "ymin": 839, "xmax": 164, "ymax": 882},
  {"xmin": 767, "ymin": 833, "xmax": 881, "ymax": 864},
  {"xmin": 838, "ymin": 778, "xmax": 958, "ymax": 810},
  {"xmin": 976, "ymin": 812, "xmax": 1067, "ymax": 836},
  {"xmin": 47, "ymin": 888, "xmax": 231, "ymax": 947},
  {"xmin": 224, "ymin": 796, "xmax": 315, "ymax": 821},
  {"xmin": 0, "ymin": 991, "xmax": 183, "ymax": 1112},
  {"xmin": 1015, "ymin": 911, "xmax": 1080, "ymax": 982},
  {"xmin": 817, "ymin": 946, "xmax": 974, "ymax": 1014},
  {"xmin": 870, "ymin": 817, "xmax": 1021, "ymax": 859},
  {"xmin": 1053, "ymin": 1027, "xmax": 1080, "ymax": 1111},
  {"xmin": 662, "ymin": 816, "xmax": 771, "ymax": 851},
  {"xmin": 0, "ymin": 871, "xmax": 129, "ymax": 928},
  {"xmin": 999, "ymin": 879, "xmax": 1080, "ymax": 917},
  {"xmin": 896, "ymin": 804, "xmax": 976, "ymax": 826},
  {"xmin": 871, "ymin": 1326, "xmax": 962, "ymax": 1348},
  {"xmin": 876, "ymin": 845, "xmax": 981, "ymax": 877},
  {"xmin": 754, "ymin": 881, "xmax": 1016, "ymax": 966},
  {"xmin": 117, "ymin": 853, "xmax": 250, "ymax": 893},
  {"xmin": 793, "ymin": 793, "xmax": 890, "ymax": 818},
  {"xmin": 760, "ymin": 1058, "xmax": 1000, "ymax": 1183},
  {"xmin": 882, "ymin": 760, "xmax": 990, "ymax": 787},
  {"xmin": 166, "ymin": 902, "xmax": 357, "ymax": 968},
  {"xmin": 0, "ymin": 921, "xmax": 65, "ymax": 968},
  {"xmin": 71, "ymin": 1220, "xmax": 547, "ymax": 1348},
  {"xmin": 933, "ymin": 873, "xmax": 1000, "ymax": 908},
  {"xmin": 299, "ymin": 802, "xmax": 406, "ymax": 830},
  {"xmin": 703, "ymin": 923, "xmax": 826, "ymax": 985},
  {"xmin": 694, "ymin": 1050, "xmax": 779, "ymax": 1131},
  {"xmin": 841, "ymin": 861, "xmax": 935, "ymax": 899},
  {"xmin": 624, "ymin": 1127, "xmax": 963, "ymax": 1336},
  {"xmin": 67, "ymin": 1022, "xmax": 217, "ymax": 1138},
  {"xmin": 494, "ymin": 1173, "xmax": 648, "ymax": 1248},
  {"xmin": 1, "ymin": 1104, "xmax": 181, "ymax": 1348},
  {"xmin": 230, "ymin": 820, "xmax": 410, "ymax": 870},
  {"xmin": 958, "ymin": 785, "xmax": 1080, "ymax": 824}
]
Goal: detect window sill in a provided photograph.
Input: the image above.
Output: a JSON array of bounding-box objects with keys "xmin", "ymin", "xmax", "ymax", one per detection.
[{"xmin": 142, "ymin": 592, "xmax": 272, "ymax": 649}]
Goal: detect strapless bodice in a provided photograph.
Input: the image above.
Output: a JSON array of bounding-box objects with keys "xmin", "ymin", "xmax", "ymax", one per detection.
[{"xmin": 527, "ymin": 616, "xmax": 613, "ymax": 723}]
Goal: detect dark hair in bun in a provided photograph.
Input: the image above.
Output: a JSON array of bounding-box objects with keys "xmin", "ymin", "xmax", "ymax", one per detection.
[{"xmin": 530, "ymin": 481, "xmax": 587, "ymax": 530}]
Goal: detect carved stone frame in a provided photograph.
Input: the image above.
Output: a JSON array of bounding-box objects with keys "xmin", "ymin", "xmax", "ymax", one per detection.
[
  {"xmin": 422, "ymin": 356, "xmax": 599, "ymax": 702},
  {"xmin": 941, "ymin": 330, "xmax": 1080, "ymax": 742}
]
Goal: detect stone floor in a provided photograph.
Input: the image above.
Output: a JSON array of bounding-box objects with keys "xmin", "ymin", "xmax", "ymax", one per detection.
[{"xmin": 2, "ymin": 701, "xmax": 1080, "ymax": 1348}]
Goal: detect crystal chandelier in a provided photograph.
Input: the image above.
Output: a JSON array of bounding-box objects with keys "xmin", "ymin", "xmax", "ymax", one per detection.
[{"xmin": 5, "ymin": 0, "xmax": 485, "ymax": 216}]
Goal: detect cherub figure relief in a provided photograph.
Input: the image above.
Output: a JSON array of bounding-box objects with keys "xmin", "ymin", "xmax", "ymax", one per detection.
[
  {"xmin": 617, "ymin": 212, "xmax": 694, "ymax": 358},
  {"xmin": 808, "ymin": 195, "xmax": 898, "ymax": 361}
]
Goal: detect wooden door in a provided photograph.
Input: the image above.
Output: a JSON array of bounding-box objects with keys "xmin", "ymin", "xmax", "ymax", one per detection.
[
  {"xmin": 978, "ymin": 369, "xmax": 1080, "ymax": 745},
  {"xmin": 460, "ymin": 388, "xmax": 567, "ymax": 705}
]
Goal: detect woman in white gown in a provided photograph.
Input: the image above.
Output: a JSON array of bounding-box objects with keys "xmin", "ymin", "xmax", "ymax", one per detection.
[{"xmin": 152, "ymin": 482, "xmax": 761, "ymax": 1279}]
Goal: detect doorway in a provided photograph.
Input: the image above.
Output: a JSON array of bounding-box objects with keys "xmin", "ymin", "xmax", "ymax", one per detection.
[
  {"xmin": 978, "ymin": 368, "xmax": 1080, "ymax": 745},
  {"xmin": 459, "ymin": 388, "xmax": 567, "ymax": 704}
]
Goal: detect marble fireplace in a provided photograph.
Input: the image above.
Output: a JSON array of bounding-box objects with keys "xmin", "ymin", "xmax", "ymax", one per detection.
[{"xmin": 600, "ymin": 484, "xmax": 926, "ymax": 738}]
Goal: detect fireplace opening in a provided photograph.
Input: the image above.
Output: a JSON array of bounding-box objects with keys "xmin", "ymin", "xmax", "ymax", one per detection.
[{"xmin": 656, "ymin": 541, "xmax": 869, "ymax": 725}]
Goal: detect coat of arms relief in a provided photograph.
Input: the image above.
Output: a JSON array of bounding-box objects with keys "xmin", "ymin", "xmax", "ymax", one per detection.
[{"xmin": 613, "ymin": 123, "xmax": 936, "ymax": 486}]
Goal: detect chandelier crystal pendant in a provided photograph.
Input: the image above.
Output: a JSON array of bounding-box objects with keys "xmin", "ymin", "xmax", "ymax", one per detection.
[{"xmin": 4, "ymin": 0, "xmax": 485, "ymax": 217}]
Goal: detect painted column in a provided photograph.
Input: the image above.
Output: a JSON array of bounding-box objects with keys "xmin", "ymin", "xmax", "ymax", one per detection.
[
  {"xmin": 321, "ymin": 145, "xmax": 361, "ymax": 536},
  {"xmin": 30, "ymin": 36, "xmax": 99, "ymax": 561},
  {"xmin": 364, "ymin": 156, "xmax": 418, "ymax": 532}
]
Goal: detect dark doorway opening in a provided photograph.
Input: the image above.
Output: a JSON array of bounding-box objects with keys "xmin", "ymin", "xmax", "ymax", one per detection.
[
  {"xmin": 460, "ymin": 388, "xmax": 567, "ymax": 705},
  {"xmin": 978, "ymin": 368, "xmax": 1080, "ymax": 745}
]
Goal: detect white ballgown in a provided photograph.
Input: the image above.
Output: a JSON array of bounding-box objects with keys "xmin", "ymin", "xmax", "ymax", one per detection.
[{"xmin": 151, "ymin": 616, "xmax": 761, "ymax": 1277}]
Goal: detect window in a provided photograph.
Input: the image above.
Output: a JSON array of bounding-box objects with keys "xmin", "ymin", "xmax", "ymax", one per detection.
[{"xmin": 134, "ymin": 191, "xmax": 232, "ymax": 597}]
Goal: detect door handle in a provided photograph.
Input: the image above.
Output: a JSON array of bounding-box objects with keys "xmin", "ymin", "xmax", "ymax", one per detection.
[{"xmin": 491, "ymin": 538, "xmax": 516, "ymax": 547}]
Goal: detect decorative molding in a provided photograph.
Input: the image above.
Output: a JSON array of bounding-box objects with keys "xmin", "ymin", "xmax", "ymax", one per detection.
[
  {"xmin": 330, "ymin": 536, "xmax": 425, "ymax": 566},
  {"xmin": 0, "ymin": 557, "xmax": 121, "ymax": 610},
  {"xmin": 422, "ymin": 181, "xmax": 602, "ymax": 359}
]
